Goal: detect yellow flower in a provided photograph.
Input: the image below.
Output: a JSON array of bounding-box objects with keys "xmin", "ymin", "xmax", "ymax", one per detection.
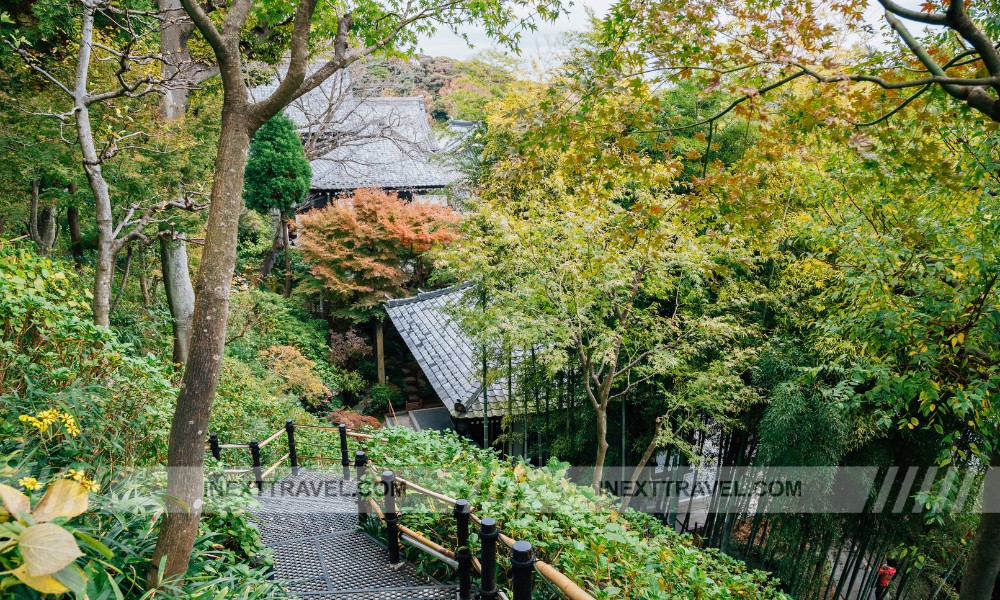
[
  {"xmin": 18, "ymin": 409, "xmax": 81, "ymax": 438},
  {"xmin": 18, "ymin": 477, "xmax": 39, "ymax": 491},
  {"xmin": 65, "ymin": 469, "xmax": 98, "ymax": 491}
]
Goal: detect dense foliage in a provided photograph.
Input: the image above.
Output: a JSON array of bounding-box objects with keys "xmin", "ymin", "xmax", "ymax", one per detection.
[
  {"xmin": 361, "ymin": 427, "xmax": 790, "ymax": 599},
  {"xmin": 2, "ymin": 0, "xmax": 1000, "ymax": 595}
]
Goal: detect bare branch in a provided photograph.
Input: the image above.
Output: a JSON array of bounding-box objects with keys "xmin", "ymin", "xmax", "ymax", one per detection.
[
  {"xmin": 877, "ymin": 0, "xmax": 946, "ymax": 26},
  {"xmin": 178, "ymin": 0, "xmax": 226, "ymax": 58},
  {"xmin": 3, "ymin": 41, "xmax": 75, "ymax": 98},
  {"xmin": 222, "ymin": 0, "xmax": 255, "ymax": 42},
  {"xmin": 248, "ymin": 0, "xmax": 323, "ymax": 125},
  {"xmin": 852, "ymin": 84, "xmax": 930, "ymax": 127}
]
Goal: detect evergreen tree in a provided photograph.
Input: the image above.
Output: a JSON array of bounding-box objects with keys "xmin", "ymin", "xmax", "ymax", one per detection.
[{"xmin": 243, "ymin": 112, "xmax": 311, "ymax": 293}]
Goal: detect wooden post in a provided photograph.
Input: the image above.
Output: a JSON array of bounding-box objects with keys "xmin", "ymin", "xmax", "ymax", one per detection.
[
  {"xmin": 339, "ymin": 423, "xmax": 350, "ymax": 479},
  {"xmin": 479, "ymin": 518, "xmax": 499, "ymax": 600},
  {"xmin": 249, "ymin": 440, "xmax": 263, "ymax": 494},
  {"xmin": 209, "ymin": 433, "xmax": 221, "ymax": 461},
  {"xmin": 455, "ymin": 499, "xmax": 472, "ymax": 600},
  {"xmin": 376, "ymin": 319, "xmax": 386, "ymax": 386},
  {"xmin": 510, "ymin": 540, "xmax": 534, "ymax": 600},
  {"xmin": 355, "ymin": 451, "xmax": 368, "ymax": 526},
  {"xmin": 382, "ymin": 471, "xmax": 400, "ymax": 564},
  {"xmin": 285, "ymin": 420, "xmax": 298, "ymax": 474}
]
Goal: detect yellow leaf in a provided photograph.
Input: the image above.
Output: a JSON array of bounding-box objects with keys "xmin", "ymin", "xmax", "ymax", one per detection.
[
  {"xmin": 0, "ymin": 484, "xmax": 30, "ymax": 519},
  {"xmin": 32, "ymin": 480, "xmax": 88, "ymax": 522},
  {"xmin": 11, "ymin": 565, "xmax": 70, "ymax": 594},
  {"xmin": 19, "ymin": 523, "xmax": 83, "ymax": 576}
]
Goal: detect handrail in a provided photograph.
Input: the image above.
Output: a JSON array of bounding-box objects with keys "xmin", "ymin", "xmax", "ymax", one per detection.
[
  {"xmin": 257, "ymin": 427, "xmax": 286, "ymax": 449},
  {"xmin": 396, "ymin": 476, "xmax": 458, "ymax": 505},
  {"xmin": 535, "ymin": 561, "xmax": 594, "ymax": 600},
  {"xmin": 294, "ymin": 424, "xmax": 378, "ymax": 440},
  {"xmin": 203, "ymin": 423, "xmax": 595, "ymax": 600},
  {"xmin": 362, "ymin": 459, "xmax": 594, "ymax": 600},
  {"xmin": 261, "ymin": 453, "xmax": 289, "ymax": 480},
  {"xmin": 398, "ymin": 523, "xmax": 456, "ymax": 559}
]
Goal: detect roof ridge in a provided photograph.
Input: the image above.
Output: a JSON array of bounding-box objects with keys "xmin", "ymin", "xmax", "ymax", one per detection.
[{"xmin": 385, "ymin": 281, "xmax": 475, "ymax": 307}]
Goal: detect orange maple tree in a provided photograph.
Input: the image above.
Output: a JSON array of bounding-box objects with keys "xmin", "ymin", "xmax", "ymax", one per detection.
[{"xmin": 297, "ymin": 188, "xmax": 461, "ymax": 319}]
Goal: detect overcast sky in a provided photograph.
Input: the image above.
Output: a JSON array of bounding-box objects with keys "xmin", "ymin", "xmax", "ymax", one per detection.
[
  {"xmin": 415, "ymin": 0, "xmax": 925, "ymax": 64},
  {"xmin": 416, "ymin": 0, "xmax": 616, "ymax": 62}
]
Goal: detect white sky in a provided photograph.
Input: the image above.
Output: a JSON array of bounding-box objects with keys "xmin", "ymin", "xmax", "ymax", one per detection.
[
  {"xmin": 416, "ymin": 0, "xmax": 616, "ymax": 61},
  {"xmin": 415, "ymin": 0, "xmax": 927, "ymax": 63}
]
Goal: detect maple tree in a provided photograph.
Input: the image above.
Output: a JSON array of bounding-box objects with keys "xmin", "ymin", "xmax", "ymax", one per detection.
[
  {"xmin": 604, "ymin": 0, "xmax": 1000, "ymax": 124},
  {"xmin": 297, "ymin": 189, "xmax": 460, "ymax": 320}
]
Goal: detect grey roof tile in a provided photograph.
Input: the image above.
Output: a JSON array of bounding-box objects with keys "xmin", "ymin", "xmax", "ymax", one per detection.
[
  {"xmin": 385, "ymin": 283, "xmax": 514, "ymax": 420},
  {"xmin": 248, "ymin": 69, "xmax": 459, "ymax": 192}
]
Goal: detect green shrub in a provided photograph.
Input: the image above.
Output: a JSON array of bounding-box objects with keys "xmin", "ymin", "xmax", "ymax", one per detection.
[
  {"xmin": 363, "ymin": 384, "xmax": 404, "ymax": 416},
  {"xmin": 225, "ymin": 289, "xmax": 363, "ymax": 398},
  {"xmin": 0, "ymin": 244, "xmax": 174, "ymax": 468},
  {"xmin": 359, "ymin": 428, "xmax": 789, "ymax": 599}
]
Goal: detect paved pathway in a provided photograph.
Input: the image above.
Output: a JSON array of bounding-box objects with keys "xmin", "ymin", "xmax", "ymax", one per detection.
[{"xmin": 252, "ymin": 471, "xmax": 458, "ymax": 599}]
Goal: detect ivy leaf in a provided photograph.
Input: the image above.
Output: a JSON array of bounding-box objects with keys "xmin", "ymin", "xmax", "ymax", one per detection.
[
  {"xmin": 19, "ymin": 523, "xmax": 84, "ymax": 576},
  {"xmin": 32, "ymin": 479, "xmax": 88, "ymax": 522}
]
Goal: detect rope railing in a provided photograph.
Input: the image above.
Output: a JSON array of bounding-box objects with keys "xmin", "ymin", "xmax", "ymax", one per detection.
[{"xmin": 204, "ymin": 421, "xmax": 596, "ymax": 600}]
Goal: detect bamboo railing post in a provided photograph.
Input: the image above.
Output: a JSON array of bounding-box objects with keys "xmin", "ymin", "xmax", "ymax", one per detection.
[
  {"xmin": 209, "ymin": 433, "xmax": 221, "ymax": 461},
  {"xmin": 479, "ymin": 518, "xmax": 499, "ymax": 600},
  {"xmin": 455, "ymin": 499, "xmax": 472, "ymax": 600},
  {"xmin": 382, "ymin": 470, "xmax": 400, "ymax": 564},
  {"xmin": 285, "ymin": 420, "xmax": 299, "ymax": 475},
  {"xmin": 249, "ymin": 440, "xmax": 263, "ymax": 494},
  {"xmin": 509, "ymin": 541, "xmax": 534, "ymax": 600},
  {"xmin": 355, "ymin": 451, "xmax": 368, "ymax": 526},
  {"xmin": 339, "ymin": 423, "xmax": 350, "ymax": 479}
]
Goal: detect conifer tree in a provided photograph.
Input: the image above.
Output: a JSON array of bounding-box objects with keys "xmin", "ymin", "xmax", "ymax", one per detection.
[{"xmin": 244, "ymin": 112, "xmax": 311, "ymax": 295}]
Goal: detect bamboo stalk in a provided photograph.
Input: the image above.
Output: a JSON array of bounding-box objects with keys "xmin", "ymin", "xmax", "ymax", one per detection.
[
  {"xmin": 397, "ymin": 523, "xmax": 456, "ymax": 558},
  {"xmin": 535, "ymin": 560, "xmax": 595, "ymax": 600},
  {"xmin": 257, "ymin": 427, "xmax": 286, "ymax": 449},
  {"xmin": 261, "ymin": 453, "xmax": 289, "ymax": 479},
  {"xmin": 395, "ymin": 476, "xmax": 458, "ymax": 504}
]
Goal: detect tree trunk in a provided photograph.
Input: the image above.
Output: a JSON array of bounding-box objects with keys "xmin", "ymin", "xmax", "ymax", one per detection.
[
  {"xmin": 260, "ymin": 210, "xmax": 284, "ymax": 278},
  {"xmin": 283, "ymin": 216, "xmax": 292, "ymax": 297},
  {"xmin": 110, "ymin": 244, "xmax": 134, "ymax": 313},
  {"xmin": 622, "ymin": 420, "xmax": 661, "ymax": 510},
  {"xmin": 158, "ymin": 0, "xmax": 201, "ymax": 120},
  {"xmin": 29, "ymin": 181, "xmax": 58, "ymax": 253},
  {"xmin": 149, "ymin": 106, "xmax": 250, "ymax": 585},
  {"xmin": 71, "ymin": 5, "xmax": 116, "ymax": 327},
  {"xmin": 67, "ymin": 203, "xmax": 84, "ymax": 267},
  {"xmin": 593, "ymin": 403, "xmax": 609, "ymax": 490},
  {"xmin": 158, "ymin": 0, "xmax": 204, "ymax": 365},
  {"xmin": 959, "ymin": 452, "xmax": 1000, "ymax": 600},
  {"xmin": 376, "ymin": 318, "xmax": 386, "ymax": 385},
  {"xmin": 139, "ymin": 268, "xmax": 151, "ymax": 307},
  {"xmin": 161, "ymin": 233, "xmax": 196, "ymax": 365}
]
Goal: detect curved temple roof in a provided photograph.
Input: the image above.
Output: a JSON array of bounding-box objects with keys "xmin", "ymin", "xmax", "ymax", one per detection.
[
  {"xmin": 385, "ymin": 283, "xmax": 512, "ymax": 419},
  {"xmin": 249, "ymin": 69, "xmax": 460, "ymax": 192}
]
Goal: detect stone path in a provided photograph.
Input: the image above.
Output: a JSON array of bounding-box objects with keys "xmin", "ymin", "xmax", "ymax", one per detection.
[{"xmin": 252, "ymin": 471, "xmax": 458, "ymax": 599}]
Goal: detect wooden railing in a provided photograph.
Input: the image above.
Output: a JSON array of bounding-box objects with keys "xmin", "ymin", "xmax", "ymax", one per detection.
[{"xmin": 206, "ymin": 422, "xmax": 596, "ymax": 600}]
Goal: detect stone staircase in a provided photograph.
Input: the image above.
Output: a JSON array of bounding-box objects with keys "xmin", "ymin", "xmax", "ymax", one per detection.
[{"xmin": 252, "ymin": 471, "xmax": 458, "ymax": 599}]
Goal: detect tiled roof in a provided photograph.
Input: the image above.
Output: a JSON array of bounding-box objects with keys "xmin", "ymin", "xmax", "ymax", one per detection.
[
  {"xmin": 248, "ymin": 69, "xmax": 460, "ymax": 192},
  {"xmin": 385, "ymin": 283, "xmax": 511, "ymax": 419}
]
